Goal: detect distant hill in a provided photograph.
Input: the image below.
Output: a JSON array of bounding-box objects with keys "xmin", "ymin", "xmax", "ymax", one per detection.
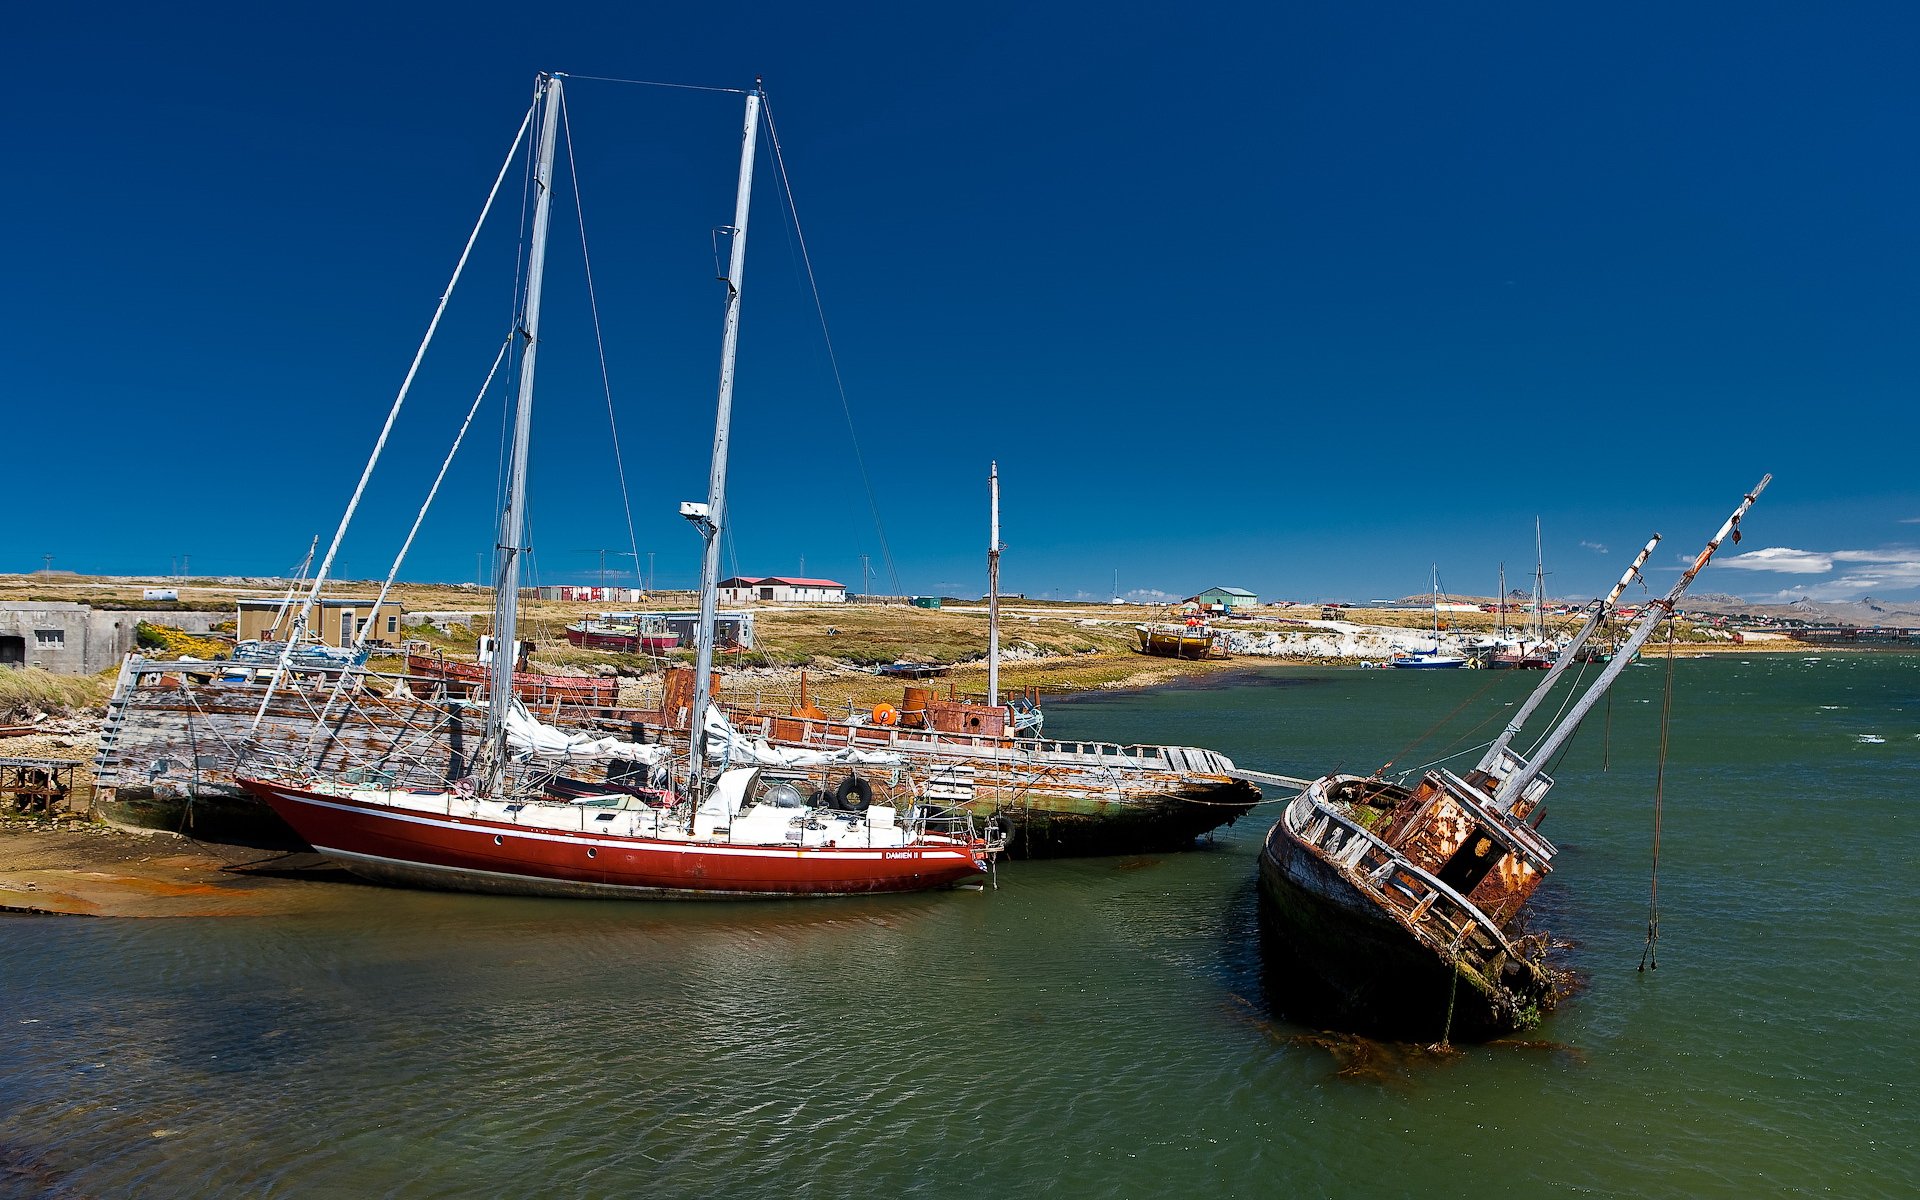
[{"xmin": 1677, "ymin": 595, "xmax": 1920, "ymax": 626}]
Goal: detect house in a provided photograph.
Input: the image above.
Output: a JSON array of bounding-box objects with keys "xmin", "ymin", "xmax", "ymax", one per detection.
[
  {"xmin": 716, "ymin": 577, "xmax": 847, "ymax": 604},
  {"xmin": 235, "ymin": 595, "xmax": 407, "ymax": 648},
  {"xmin": 532, "ymin": 585, "xmax": 645, "ymax": 602},
  {"xmin": 1185, "ymin": 586, "xmax": 1259, "ymax": 614}
]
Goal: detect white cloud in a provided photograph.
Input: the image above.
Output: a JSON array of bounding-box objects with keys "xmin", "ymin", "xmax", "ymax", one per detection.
[
  {"xmin": 1125, "ymin": 588, "xmax": 1180, "ymax": 604},
  {"xmin": 1734, "ymin": 546, "xmax": 1920, "ymax": 601},
  {"xmin": 1579, "ymin": 540, "xmax": 1609, "ymax": 554},
  {"xmin": 1714, "ymin": 547, "xmax": 1834, "ymax": 574}
]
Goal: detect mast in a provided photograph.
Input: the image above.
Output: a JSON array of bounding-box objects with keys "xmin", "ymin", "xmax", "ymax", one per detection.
[
  {"xmin": 1491, "ymin": 476, "xmax": 1770, "ymax": 810},
  {"xmin": 483, "ymin": 73, "xmax": 564, "ymax": 783},
  {"xmin": 987, "ymin": 460, "xmax": 1001, "ymax": 706},
  {"xmin": 687, "ymin": 82, "xmax": 763, "ymax": 798},
  {"xmin": 1496, "ymin": 562, "xmax": 1507, "ymax": 641},
  {"xmin": 1532, "ymin": 517, "xmax": 1545, "ymax": 645},
  {"xmin": 1476, "ymin": 532, "xmax": 1661, "ymax": 781}
]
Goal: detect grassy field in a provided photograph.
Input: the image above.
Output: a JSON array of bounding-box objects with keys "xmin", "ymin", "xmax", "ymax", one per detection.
[{"xmin": 1, "ymin": 574, "xmax": 1767, "ymax": 724}]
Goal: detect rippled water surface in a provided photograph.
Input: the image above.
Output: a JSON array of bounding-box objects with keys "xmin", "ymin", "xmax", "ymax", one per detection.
[{"xmin": 5, "ymin": 654, "xmax": 1917, "ymax": 1197}]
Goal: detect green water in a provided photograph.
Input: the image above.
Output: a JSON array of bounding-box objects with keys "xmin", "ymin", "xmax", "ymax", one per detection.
[{"xmin": 3, "ymin": 654, "xmax": 1916, "ymax": 1197}]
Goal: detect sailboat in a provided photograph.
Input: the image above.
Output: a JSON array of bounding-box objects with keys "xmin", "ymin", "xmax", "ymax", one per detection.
[
  {"xmin": 1258, "ymin": 477, "xmax": 1768, "ymax": 1039},
  {"xmin": 235, "ymin": 74, "xmax": 995, "ymax": 898},
  {"xmin": 1492, "ymin": 519, "xmax": 1557, "ymax": 669},
  {"xmin": 1388, "ymin": 567, "xmax": 1466, "ymax": 669}
]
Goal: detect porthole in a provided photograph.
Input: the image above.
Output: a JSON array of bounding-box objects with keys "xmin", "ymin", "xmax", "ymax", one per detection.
[
  {"xmin": 493, "ymin": 835, "xmax": 504, "ymax": 846},
  {"xmin": 587, "ymin": 848, "xmax": 598, "ymax": 859}
]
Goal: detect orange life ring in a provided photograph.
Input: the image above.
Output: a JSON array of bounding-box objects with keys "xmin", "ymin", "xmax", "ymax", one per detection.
[{"xmin": 872, "ymin": 702, "xmax": 898, "ymax": 726}]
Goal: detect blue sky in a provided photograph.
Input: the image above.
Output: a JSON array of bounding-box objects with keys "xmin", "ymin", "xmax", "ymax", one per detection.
[{"xmin": 9, "ymin": 3, "xmax": 1918, "ymax": 606}]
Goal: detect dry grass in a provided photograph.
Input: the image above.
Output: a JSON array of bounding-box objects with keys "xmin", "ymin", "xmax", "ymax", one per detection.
[{"xmin": 0, "ymin": 669, "xmax": 113, "ymax": 723}]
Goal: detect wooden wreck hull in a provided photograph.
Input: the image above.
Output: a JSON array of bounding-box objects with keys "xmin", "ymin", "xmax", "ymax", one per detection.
[
  {"xmin": 682, "ymin": 710, "xmax": 1263, "ymax": 858},
  {"xmin": 992, "ymin": 778, "xmax": 1261, "ymax": 857},
  {"xmin": 1255, "ymin": 808, "xmax": 1558, "ymax": 1041},
  {"xmin": 1135, "ymin": 625, "xmax": 1215, "ymax": 660},
  {"xmin": 238, "ymin": 778, "xmax": 988, "ymax": 899}
]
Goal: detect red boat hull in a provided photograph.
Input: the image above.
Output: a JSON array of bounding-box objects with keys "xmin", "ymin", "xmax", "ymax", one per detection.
[
  {"xmin": 563, "ymin": 627, "xmax": 679, "ymax": 653},
  {"xmin": 239, "ymin": 778, "xmax": 988, "ymax": 899},
  {"xmin": 405, "ymin": 653, "xmax": 616, "ymax": 706}
]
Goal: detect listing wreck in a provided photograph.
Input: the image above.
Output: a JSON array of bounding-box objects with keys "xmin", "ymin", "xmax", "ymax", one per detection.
[{"xmin": 1258, "ymin": 477, "xmax": 1768, "ymax": 1040}]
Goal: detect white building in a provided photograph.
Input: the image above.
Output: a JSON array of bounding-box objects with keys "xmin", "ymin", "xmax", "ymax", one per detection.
[{"xmin": 716, "ymin": 576, "xmax": 847, "ymax": 604}]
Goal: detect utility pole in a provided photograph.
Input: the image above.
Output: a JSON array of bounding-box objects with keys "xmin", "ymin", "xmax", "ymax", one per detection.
[
  {"xmin": 42, "ymin": 554, "xmax": 52, "ymax": 574},
  {"xmin": 597, "ymin": 549, "xmax": 608, "ymax": 593},
  {"xmin": 860, "ymin": 554, "xmax": 872, "ymax": 598},
  {"xmin": 647, "ymin": 551, "xmax": 655, "ymax": 594},
  {"xmin": 798, "ymin": 554, "xmax": 805, "ymax": 576}
]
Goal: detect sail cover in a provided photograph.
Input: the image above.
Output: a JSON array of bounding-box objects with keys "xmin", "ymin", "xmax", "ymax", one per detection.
[{"xmin": 501, "ymin": 700, "xmax": 900, "ymax": 770}]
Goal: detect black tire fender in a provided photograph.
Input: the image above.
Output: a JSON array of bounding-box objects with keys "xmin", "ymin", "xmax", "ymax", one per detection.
[{"xmin": 833, "ymin": 774, "xmax": 872, "ymax": 812}]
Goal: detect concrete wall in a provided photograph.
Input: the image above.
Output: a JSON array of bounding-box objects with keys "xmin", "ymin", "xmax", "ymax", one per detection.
[{"xmin": 0, "ymin": 603, "xmax": 224, "ymax": 675}]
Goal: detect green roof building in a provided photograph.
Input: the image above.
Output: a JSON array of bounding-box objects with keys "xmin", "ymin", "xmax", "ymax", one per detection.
[{"xmin": 1187, "ymin": 586, "xmax": 1259, "ymax": 612}]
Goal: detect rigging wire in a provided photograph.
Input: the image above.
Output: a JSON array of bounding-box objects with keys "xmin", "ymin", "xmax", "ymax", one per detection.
[
  {"xmin": 759, "ymin": 95, "xmax": 905, "ymax": 598},
  {"xmin": 248, "ymin": 98, "xmax": 538, "ymax": 735},
  {"xmin": 554, "ymin": 73, "xmax": 750, "ymax": 94},
  {"xmin": 302, "ymin": 337, "xmax": 518, "ymax": 757},
  {"xmin": 558, "ymin": 90, "xmax": 646, "ymax": 608},
  {"xmin": 1639, "ymin": 620, "xmax": 1679, "ymax": 972}
]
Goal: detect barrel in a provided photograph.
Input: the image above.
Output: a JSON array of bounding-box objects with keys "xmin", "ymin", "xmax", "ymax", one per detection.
[{"xmin": 900, "ymin": 686, "xmax": 933, "ymax": 728}]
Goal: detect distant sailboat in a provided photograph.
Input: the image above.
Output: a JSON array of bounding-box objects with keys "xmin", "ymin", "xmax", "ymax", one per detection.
[{"xmin": 1390, "ymin": 567, "xmax": 1467, "ymax": 669}]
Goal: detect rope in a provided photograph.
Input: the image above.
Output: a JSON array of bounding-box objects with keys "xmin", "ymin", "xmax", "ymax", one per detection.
[
  {"xmin": 553, "ymin": 73, "xmax": 749, "ymax": 94},
  {"xmin": 558, "ymin": 91, "xmax": 645, "ymax": 605},
  {"xmin": 1375, "ymin": 670, "xmax": 1502, "ymax": 777},
  {"xmin": 1436, "ymin": 958, "xmax": 1460, "ymax": 1051},
  {"xmin": 249, "ymin": 98, "xmax": 537, "ymax": 736},
  {"xmin": 1639, "ymin": 620, "xmax": 1678, "ymax": 972},
  {"xmin": 759, "ymin": 96, "xmax": 905, "ymax": 598}
]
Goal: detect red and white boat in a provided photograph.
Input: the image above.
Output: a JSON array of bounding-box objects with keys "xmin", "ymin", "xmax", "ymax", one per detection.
[
  {"xmin": 234, "ymin": 77, "xmax": 999, "ymax": 902},
  {"xmin": 238, "ymin": 765, "xmax": 990, "ymax": 898},
  {"xmin": 562, "ymin": 615, "xmax": 679, "ymax": 654}
]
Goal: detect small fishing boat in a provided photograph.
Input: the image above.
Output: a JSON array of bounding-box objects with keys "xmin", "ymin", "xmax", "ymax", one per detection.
[
  {"xmin": 1258, "ymin": 478, "xmax": 1768, "ymax": 1039},
  {"xmin": 1135, "ymin": 619, "xmax": 1217, "ymax": 659}
]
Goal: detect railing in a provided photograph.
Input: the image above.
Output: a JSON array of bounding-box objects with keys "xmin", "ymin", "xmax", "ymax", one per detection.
[{"xmin": 1285, "ymin": 788, "xmax": 1514, "ymax": 963}]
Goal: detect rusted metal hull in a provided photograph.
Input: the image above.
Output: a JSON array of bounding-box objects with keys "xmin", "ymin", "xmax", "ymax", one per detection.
[
  {"xmin": 240, "ymin": 778, "xmax": 987, "ymax": 899},
  {"xmin": 405, "ymin": 653, "xmax": 617, "ymax": 706},
  {"xmin": 1254, "ymin": 787, "xmax": 1561, "ymax": 1041}
]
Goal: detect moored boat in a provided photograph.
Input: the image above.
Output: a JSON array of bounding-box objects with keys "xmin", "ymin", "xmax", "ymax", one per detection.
[
  {"xmin": 232, "ymin": 75, "xmax": 999, "ymax": 900},
  {"xmin": 1135, "ymin": 620, "xmax": 1218, "ymax": 659},
  {"xmin": 1258, "ymin": 478, "xmax": 1768, "ymax": 1040}
]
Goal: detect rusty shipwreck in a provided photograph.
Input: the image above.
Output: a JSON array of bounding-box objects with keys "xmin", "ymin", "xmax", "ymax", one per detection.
[{"xmin": 1258, "ymin": 476, "xmax": 1768, "ymax": 1040}]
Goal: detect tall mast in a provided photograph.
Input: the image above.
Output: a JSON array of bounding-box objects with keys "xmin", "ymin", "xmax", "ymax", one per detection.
[
  {"xmin": 484, "ymin": 73, "xmax": 564, "ymax": 783},
  {"xmin": 1532, "ymin": 517, "xmax": 1545, "ymax": 643},
  {"xmin": 1492, "ymin": 476, "xmax": 1770, "ymax": 810},
  {"xmin": 687, "ymin": 82, "xmax": 763, "ymax": 795},
  {"xmin": 987, "ymin": 460, "xmax": 1001, "ymax": 706},
  {"xmin": 1496, "ymin": 562, "xmax": 1507, "ymax": 640}
]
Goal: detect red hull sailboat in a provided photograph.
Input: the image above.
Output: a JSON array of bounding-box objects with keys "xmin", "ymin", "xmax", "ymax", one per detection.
[
  {"xmin": 235, "ymin": 75, "xmax": 997, "ymax": 902},
  {"xmin": 240, "ymin": 775, "xmax": 987, "ymax": 898}
]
